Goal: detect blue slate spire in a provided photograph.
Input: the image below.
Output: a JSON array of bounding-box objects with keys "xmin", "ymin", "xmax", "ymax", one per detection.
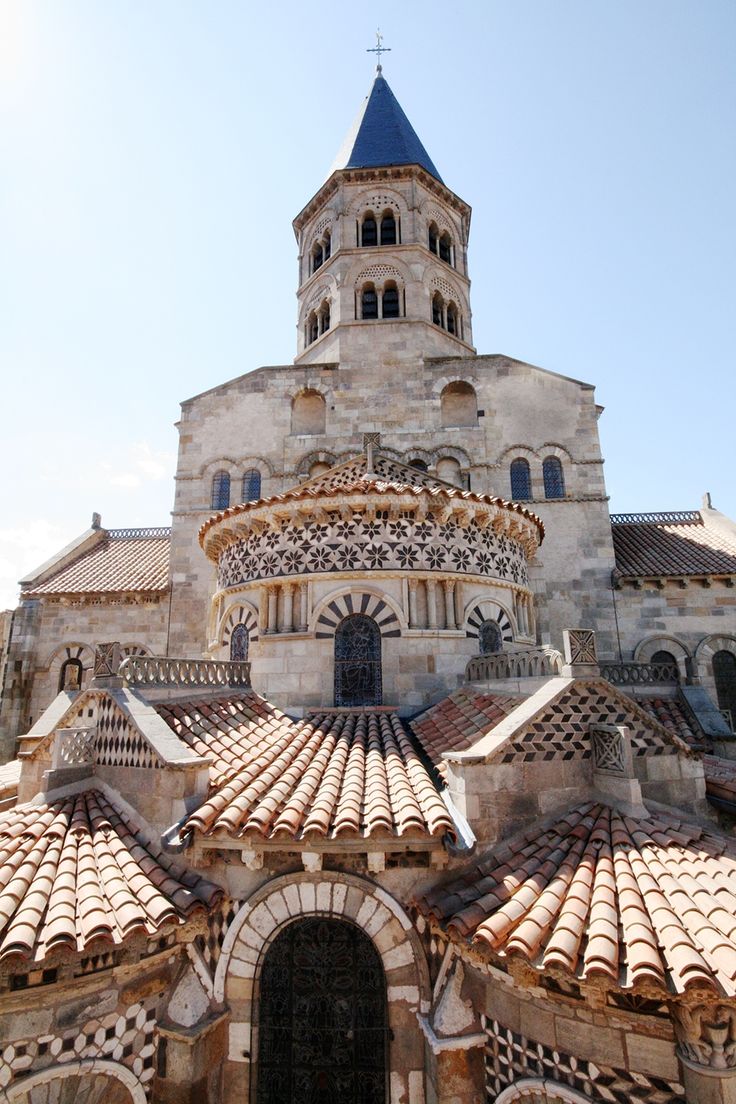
[{"xmin": 328, "ymin": 73, "xmax": 443, "ymax": 183}]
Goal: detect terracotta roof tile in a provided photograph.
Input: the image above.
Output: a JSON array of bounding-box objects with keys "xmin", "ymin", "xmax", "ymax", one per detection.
[
  {"xmin": 638, "ymin": 698, "xmax": 703, "ymax": 748},
  {"xmin": 410, "ymin": 690, "xmax": 520, "ymax": 775},
  {"xmin": 23, "ymin": 531, "xmax": 170, "ymax": 596},
  {"xmin": 704, "ymin": 755, "xmax": 736, "ymax": 806},
  {"xmin": 611, "ymin": 513, "xmax": 736, "ymax": 578},
  {"xmin": 415, "ymin": 802, "xmax": 736, "ymax": 996},
  {"xmin": 183, "ymin": 707, "xmax": 453, "ymax": 841},
  {"xmin": 0, "ymin": 789, "xmax": 221, "ymax": 963}
]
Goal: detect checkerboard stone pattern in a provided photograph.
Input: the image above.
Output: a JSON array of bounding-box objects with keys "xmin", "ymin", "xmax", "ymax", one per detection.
[
  {"xmin": 194, "ymin": 898, "xmax": 244, "ymax": 975},
  {"xmin": 482, "ymin": 1016, "xmax": 684, "ymax": 1104},
  {"xmin": 0, "ymin": 997, "xmax": 157, "ymax": 1097}
]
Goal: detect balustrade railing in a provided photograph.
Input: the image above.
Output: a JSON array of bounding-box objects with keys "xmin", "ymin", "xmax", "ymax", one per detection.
[
  {"xmin": 599, "ymin": 661, "xmax": 679, "ymax": 686},
  {"xmin": 119, "ymin": 655, "xmax": 251, "ymax": 689},
  {"xmin": 466, "ymin": 646, "xmax": 563, "ymax": 682}
]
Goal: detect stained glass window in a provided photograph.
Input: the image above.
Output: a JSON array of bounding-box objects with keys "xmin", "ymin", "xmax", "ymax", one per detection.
[
  {"xmin": 510, "ymin": 458, "xmax": 532, "ymax": 501},
  {"xmin": 242, "ymin": 469, "xmax": 262, "ymax": 502},
  {"xmin": 334, "ymin": 614, "xmax": 382, "ymax": 707},
  {"xmin": 257, "ymin": 918, "xmax": 387, "ymax": 1104},
  {"xmin": 479, "ymin": 620, "xmax": 503, "ymax": 655},
  {"xmin": 713, "ymin": 651, "xmax": 736, "ymax": 731},
  {"xmin": 543, "ymin": 457, "xmax": 565, "ymax": 500},
  {"xmin": 211, "ymin": 470, "xmax": 230, "ymax": 510},
  {"xmin": 230, "ymin": 624, "xmax": 249, "ymax": 662}
]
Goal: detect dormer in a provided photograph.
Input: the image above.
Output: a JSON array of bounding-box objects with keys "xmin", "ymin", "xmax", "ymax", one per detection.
[{"xmin": 293, "ymin": 72, "xmax": 475, "ymax": 366}]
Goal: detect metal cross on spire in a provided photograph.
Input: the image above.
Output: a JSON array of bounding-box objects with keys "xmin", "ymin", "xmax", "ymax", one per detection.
[{"xmin": 366, "ymin": 29, "xmax": 391, "ymax": 73}]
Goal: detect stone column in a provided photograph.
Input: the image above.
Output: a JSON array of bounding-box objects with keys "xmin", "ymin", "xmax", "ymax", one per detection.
[
  {"xmin": 408, "ymin": 579, "xmax": 419, "ymax": 629},
  {"xmin": 426, "ymin": 580, "xmax": 438, "ymax": 630},
  {"xmin": 258, "ymin": 587, "xmax": 269, "ymax": 634},
  {"xmin": 299, "ymin": 583, "xmax": 308, "ymax": 632},
  {"xmin": 443, "ymin": 580, "xmax": 456, "ymax": 630},
  {"xmin": 282, "ymin": 584, "xmax": 294, "ymax": 634},
  {"xmin": 267, "ymin": 586, "xmax": 278, "ymax": 634}
]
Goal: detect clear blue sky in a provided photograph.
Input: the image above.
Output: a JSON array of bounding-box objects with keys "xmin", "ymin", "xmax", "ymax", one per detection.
[{"xmin": 1, "ymin": 1, "xmax": 734, "ymax": 609}]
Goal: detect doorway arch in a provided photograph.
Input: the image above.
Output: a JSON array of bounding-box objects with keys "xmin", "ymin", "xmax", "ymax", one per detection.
[{"xmin": 256, "ymin": 917, "xmax": 387, "ymax": 1104}]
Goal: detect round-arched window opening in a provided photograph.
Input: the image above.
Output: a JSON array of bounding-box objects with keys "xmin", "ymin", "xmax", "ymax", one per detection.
[
  {"xmin": 440, "ymin": 381, "xmax": 477, "ymax": 427},
  {"xmin": 58, "ymin": 657, "xmax": 83, "ymax": 692},
  {"xmin": 211, "ymin": 470, "xmax": 231, "ymax": 510},
  {"xmin": 334, "ymin": 614, "xmax": 382, "ymax": 707},
  {"xmin": 242, "ymin": 469, "xmax": 262, "ymax": 502},
  {"xmin": 479, "ymin": 620, "xmax": 503, "ymax": 655},
  {"xmin": 510, "ymin": 458, "xmax": 532, "ymax": 501},
  {"xmin": 408, "ymin": 458, "xmax": 428, "ymax": 472},
  {"xmin": 230, "ymin": 623, "xmax": 249, "ymax": 662},
  {"xmin": 713, "ymin": 650, "xmax": 736, "ymax": 731},
  {"xmin": 651, "ymin": 649, "xmax": 678, "ymax": 680},
  {"xmin": 256, "ymin": 917, "xmax": 387, "ymax": 1104}
]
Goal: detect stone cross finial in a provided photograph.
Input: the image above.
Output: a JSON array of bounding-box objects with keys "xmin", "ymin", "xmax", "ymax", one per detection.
[
  {"xmin": 363, "ymin": 432, "xmax": 380, "ymax": 475},
  {"xmin": 366, "ymin": 29, "xmax": 391, "ymax": 73}
]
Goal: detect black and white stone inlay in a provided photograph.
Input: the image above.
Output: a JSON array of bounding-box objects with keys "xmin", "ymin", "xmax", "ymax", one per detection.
[{"xmin": 218, "ymin": 516, "xmax": 529, "ymax": 590}]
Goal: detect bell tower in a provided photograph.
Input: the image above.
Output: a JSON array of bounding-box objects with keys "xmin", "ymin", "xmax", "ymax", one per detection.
[{"xmin": 292, "ymin": 69, "xmax": 475, "ymax": 366}]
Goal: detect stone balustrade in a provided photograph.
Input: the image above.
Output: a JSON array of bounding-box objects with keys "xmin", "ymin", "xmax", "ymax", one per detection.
[
  {"xmin": 119, "ymin": 655, "xmax": 251, "ymax": 689},
  {"xmin": 465, "ymin": 646, "xmax": 563, "ymax": 682},
  {"xmin": 599, "ymin": 661, "xmax": 679, "ymax": 686}
]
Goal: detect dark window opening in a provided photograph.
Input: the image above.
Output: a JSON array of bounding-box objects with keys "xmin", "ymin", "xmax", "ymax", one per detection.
[
  {"xmin": 409, "ymin": 458, "xmax": 428, "ymax": 472},
  {"xmin": 334, "ymin": 614, "xmax": 382, "ymax": 707},
  {"xmin": 211, "ymin": 470, "xmax": 231, "ymax": 510},
  {"xmin": 714, "ymin": 651, "xmax": 736, "ymax": 731},
  {"xmin": 361, "ymin": 216, "xmax": 377, "ymax": 247},
  {"xmin": 543, "ymin": 457, "xmax": 565, "ymax": 499},
  {"xmin": 308, "ymin": 313, "xmax": 319, "ymax": 344},
  {"xmin": 432, "ymin": 293, "xmax": 443, "ymax": 327},
  {"xmin": 439, "ymin": 232, "xmax": 452, "ymax": 264},
  {"xmin": 428, "ymin": 224, "xmax": 438, "ymax": 254},
  {"xmin": 382, "ymin": 285, "xmax": 400, "ymax": 319},
  {"xmin": 510, "ymin": 458, "xmax": 532, "ymax": 501},
  {"xmin": 446, "ymin": 303, "xmax": 457, "ymax": 335},
  {"xmin": 323, "ymin": 234, "xmax": 331, "ymax": 260},
  {"xmin": 380, "ymin": 212, "xmax": 397, "ymax": 245},
  {"xmin": 312, "ymin": 245, "xmax": 323, "ymax": 272},
  {"xmin": 59, "ymin": 657, "xmax": 83, "ymax": 693},
  {"xmin": 361, "ymin": 286, "xmax": 378, "ymax": 320},
  {"xmin": 479, "ymin": 620, "xmax": 503, "ymax": 655}
]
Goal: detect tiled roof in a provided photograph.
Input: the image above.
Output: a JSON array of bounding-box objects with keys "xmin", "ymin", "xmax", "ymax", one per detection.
[
  {"xmin": 416, "ymin": 802, "xmax": 736, "ymax": 996},
  {"xmin": 199, "ymin": 452, "xmax": 544, "ymax": 547},
  {"xmin": 156, "ymin": 694, "xmax": 295, "ymax": 787},
  {"xmin": 0, "ymin": 788, "xmax": 222, "ymax": 962},
  {"xmin": 611, "ymin": 512, "xmax": 736, "ymax": 578},
  {"xmin": 410, "ymin": 690, "xmax": 521, "ymax": 777},
  {"xmin": 23, "ymin": 531, "xmax": 170, "ymax": 596},
  {"xmin": 329, "ymin": 73, "xmax": 443, "ymax": 182},
  {"xmin": 703, "ymin": 755, "xmax": 736, "ymax": 806},
  {"xmin": 184, "ymin": 708, "xmax": 454, "ymax": 841},
  {"xmin": 637, "ymin": 697, "xmax": 704, "ymax": 748}
]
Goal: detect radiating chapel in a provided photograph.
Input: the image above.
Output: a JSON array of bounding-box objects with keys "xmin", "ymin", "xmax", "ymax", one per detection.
[{"xmin": 2, "ymin": 64, "xmax": 736, "ymax": 1104}]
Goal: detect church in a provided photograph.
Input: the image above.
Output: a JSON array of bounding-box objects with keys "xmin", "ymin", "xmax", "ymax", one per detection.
[{"xmin": 1, "ymin": 62, "xmax": 736, "ymax": 1104}]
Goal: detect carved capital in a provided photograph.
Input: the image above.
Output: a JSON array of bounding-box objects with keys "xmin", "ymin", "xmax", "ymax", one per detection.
[{"xmin": 674, "ymin": 1003, "xmax": 736, "ymax": 1071}]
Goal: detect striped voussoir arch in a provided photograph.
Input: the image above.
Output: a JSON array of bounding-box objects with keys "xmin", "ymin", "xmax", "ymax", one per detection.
[
  {"xmin": 465, "ymin": 600, "xmax": 513, "ymax": 643},
  {"xmin": 221, "ymin": 605, "xmax": 259, "ymax": 648},
  {"xmin": 315, "ymin": 592, "xmax": 401, "ymax": 639}
]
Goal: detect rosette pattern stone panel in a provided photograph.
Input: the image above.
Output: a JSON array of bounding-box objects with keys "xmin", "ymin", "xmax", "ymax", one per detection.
[{"xmin": 217, "ymin": 515, "xmax": 530, "ymax": 589}]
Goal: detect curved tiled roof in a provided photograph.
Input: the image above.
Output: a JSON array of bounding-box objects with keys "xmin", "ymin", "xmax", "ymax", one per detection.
[
  {"xmin": 611, "ymin": 513, "xmax": 736, "ymax": 578},
  {"xmin": 416, "ymin": 802, "xmax": 736, "ymax": 996},
  {"xmin": 0, "ymin": 789, "xmax": 222, "ymax": 962},
  {"xmin": 638, "ymin": 698, "xmax": 704, "ymax": 748},
  {"xmin": 23, "ymin": 532, "xmax": 170, "ymax": 596},
  {"xmin": 410, "ymin": 690, "xmax": 521, "ymax": 778},
  {"xmin": 184, "ymin": 709, "xmax": 454, "ymax": 841},
  {"xmin": 703, "ymin": 755, "xmax": 736, "ymax": 807}
]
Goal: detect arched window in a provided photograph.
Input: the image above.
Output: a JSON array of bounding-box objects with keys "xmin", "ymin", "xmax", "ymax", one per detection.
[
  {"xmin": 58, "ymin": 657, "xmax": 83, "ymax": 692},
  {"xmin": 510, "ymin": 458, "xmax": 532, "ymax": 500},
  {"xmin": 431, "ymin": 291, "xmax": 443, "ymax": 327},
  {"xmin": 257, "ymin": 918, "xmax": 387, "ymax": 1104},
  {"xmin": 439, "ymin": 231, "xmax": 453, "ymax": 265},
  {"xmin": 242, "ymin": 469, "xmax": 262, "ymax": 502},
  {"xmin": 436, "ymin": 457, "xmax": 463, "ymax": 486},
  {"xmin": 651, "ymin": 649, "xmax": 678, "ymax": 680},
  {"xmin": 311, "ymin": 242, "xmax": 323, "ymax": 272},
  {"xmin": 308, "ymin": 461, "xmax": 331, "ymax": 478},
  {"xmin": 361, "ymin": 283, "xmax": 378, "ymax": 320},
  {"xmin": 361, "ymin": 212, "xmax": 377, "ymax": 247},
  {"xmin": 211, "ymin": 470, "xmax": 230, "ymax": 510},
  {"xmin": 323, "ymin": 229, "xmax": 331, "ymax": 261},
  {"xmin": 543, "ymin": 457, "xmax": 566, "ymax": 499},
  {"xmin": 230, "ymin": 623, "xmax": 249, "ymax": 662},
  {"xmin": 479, "ymin": 620, "xmax": 503, "ymax": 655},
  {"xmin": 713, "ymin": 651, "xmax": 736, "ymax": 730},
  {"xmin": 428, "ymin": 222, "xmax": 439, "ymax": 254},
  {"xmin": 380, "ymin": 209, "xmax": 397, "ymax": 245},
  {"xmin": 334, "ymin": 614, "xmax": 382, "ymax": 707},
  {"xmin": 408, "ymin": 458, "xmax": 428, "ymax": 472},
  {"xmin": 291, "ymin": 389, "xmax": 326, "ymax": 435},
  {"xmin": 306, "ymin": 311, "xmax": 319, "ymax": 345},
  {"xmin": 446, "ymin": 302, "xmax": 458, "ymax": 335},
  {"xmin": 441, "ymin": 381, "xmax": 477, "ymax": 427},
  {"xmin": 382, "ymin": 282, "xmax": 400, "ymax": 319},
  {"xmin": 318, "ymin": 299, "xmax": 330, "ymax": 334}
]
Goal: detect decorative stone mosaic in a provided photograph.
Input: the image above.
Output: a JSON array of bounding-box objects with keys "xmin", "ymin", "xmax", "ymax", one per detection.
[
  {"xmin": 218, "ymin": 516, "xmax": 529, "ymax": 590},
  {"xmin": 493, "ymin": 684, "xmax": 680, "ymax": 765},
  {"xmin": 482, "ymin": 1016, "xmax": 684, "ymax": 1104},
  {"xmin": 95, "ymin": 697, "xmax": 162, "ymax": 769},
  {"xmin": 0, "ymin": 997, "xmax": 157, "ymax": 1097},
  {"xmin": 315, "ymin": 592, "xmax": 400, "ymax": 639},
  {"xmin": 194, "ymin": 898, "xmax": 244, "ymax": 975}
]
